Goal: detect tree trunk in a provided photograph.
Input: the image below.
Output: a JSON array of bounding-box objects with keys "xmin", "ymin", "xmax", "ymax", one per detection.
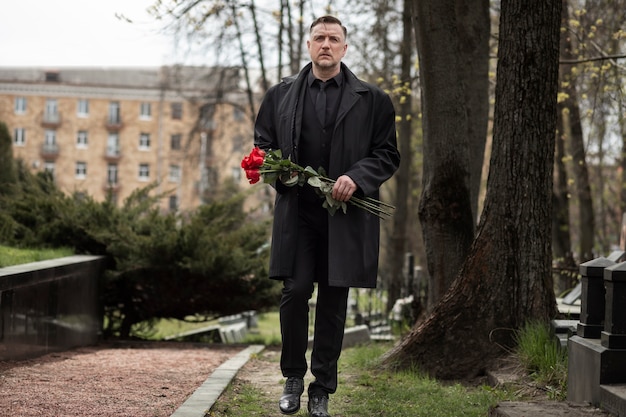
[
  {"xmin": 416, "ymin": 0, "xmax": 476, "ymax": 308},
  {"xmin": 554, "ymin": 108, "xmax": 577, "ymax": 294},
  {"xmin": 559, "ymin": 1, "xmax": 595, "ymax": 261},
  {"xmin": 620, "ymin": 87, "xmax": 626, "ymax": 232},
  {"xmin": 456, "ymin": 0, "xmax": 490, "ymax": 222},
  {"xmin": 552, "ymin": 0, "xmax": 578, "ymax": 295},
  {"xmin": 231, "ymin": 4, "xmax": 256, "ymax": 118},
  {"xmin": 0, "ymin": 122, "xmax": 17, "ymax": 192},
  {"xmin": 249, "ymin": 1, "xmax": 269, "ymax": 92},
  {"xmin": 387, "ymin": 0, "xmax": 415, "ymax": 313},
  {"xmin": 383, "ymin": 0, "xmax": 560, "ymax": 379}
]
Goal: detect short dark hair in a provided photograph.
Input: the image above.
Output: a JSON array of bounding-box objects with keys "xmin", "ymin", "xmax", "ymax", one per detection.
[{"xmin": 310, "ymin": 15, "xmax": 347, "ymax": 40}]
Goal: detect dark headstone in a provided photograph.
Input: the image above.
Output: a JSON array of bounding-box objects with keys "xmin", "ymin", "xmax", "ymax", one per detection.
[
  {"xmin": 602, "ymin": 262, "xmax": 626, "ymax": 349},
  {"xmin": 578, "ymin": 257, "xmax": 615, "ymax": 339}
]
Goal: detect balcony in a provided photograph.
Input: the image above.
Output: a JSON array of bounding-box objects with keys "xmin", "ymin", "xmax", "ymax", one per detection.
[
  {"xmin": 104, "ymin": 149, "xmax": 122, "ymax": 162},
  {"xmin": 40, "ymin": 143, "xmax": 60, "ymax": 159},
  {"xmin": 41, "ymin": 112, "xmax": 62, "ymax": 128},
  {"xmin": 105, "ymin": 116, "xmax": 123, "ymax": 131},
  {"xmin": 102, "ymin": 180, "xmax": 121, "ymax": 193}
]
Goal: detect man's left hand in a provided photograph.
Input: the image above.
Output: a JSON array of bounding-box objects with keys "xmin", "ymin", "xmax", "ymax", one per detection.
[{"xmin": 332, "ymin": 175, "xmax": 357, "ymax": 202}]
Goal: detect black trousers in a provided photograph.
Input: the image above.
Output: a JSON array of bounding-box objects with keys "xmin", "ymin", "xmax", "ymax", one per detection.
[{"xmin": 279, "ymin": 205, "xmax": 349, "ymax": 396}]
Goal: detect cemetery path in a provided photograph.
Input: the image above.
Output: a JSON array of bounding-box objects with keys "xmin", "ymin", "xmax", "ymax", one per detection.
[
  {"xmin": 211, "ymin": 348, "xmax": 615, "ymax": 417},
  {"xmin": 0, "ymin": 341, "xmax": 242, "ymax": 417},
  {"xmin": 0, "ymin": 342, "xmax": 615, "ymax": 417}
]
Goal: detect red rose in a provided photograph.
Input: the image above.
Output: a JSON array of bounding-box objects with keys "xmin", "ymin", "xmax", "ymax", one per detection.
[
  {"xmin": 245, "ymin": 168, "xmax": 261, "ymax": 184},
  {"xmin": 241, "ymin": 147, "xmax": 266, "ymax": 170},
  {"xmin": 249, "ymin": 148, "xmax": 265, "ymax": 168},
  {"xmin": 241, "ymin": 155, "xmax": 252, "ymax": 170}
]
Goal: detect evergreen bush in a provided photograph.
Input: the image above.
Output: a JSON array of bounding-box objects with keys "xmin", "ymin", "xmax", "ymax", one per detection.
[{"xmin": 0, "ymin": 158, "xmax": 278, "ymax": 339}]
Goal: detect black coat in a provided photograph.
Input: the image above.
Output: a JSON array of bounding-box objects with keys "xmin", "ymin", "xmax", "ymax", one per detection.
[{"xmin": 254, "ymin": 63, "xmax": 400, "ymax": 288}]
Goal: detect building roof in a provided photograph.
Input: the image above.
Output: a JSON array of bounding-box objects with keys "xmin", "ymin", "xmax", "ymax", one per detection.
[{"xmin": 0, "ymin": 66, "xmax": 241, "ymax": 94}]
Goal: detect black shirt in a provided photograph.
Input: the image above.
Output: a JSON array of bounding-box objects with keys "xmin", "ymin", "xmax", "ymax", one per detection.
[{"xmin": 307, "ymin": 70, "xmax": 343, "ymax": 127}]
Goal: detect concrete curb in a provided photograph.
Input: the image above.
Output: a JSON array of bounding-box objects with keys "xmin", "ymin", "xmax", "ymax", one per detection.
[{"xmin": 170, "ymin": 344, "xmax": 265, "ymax": 417}]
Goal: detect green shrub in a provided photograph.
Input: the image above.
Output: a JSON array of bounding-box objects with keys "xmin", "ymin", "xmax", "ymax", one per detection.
[{"xmin": 0, "ymin": 158, "xmax": 280, "ymax": 340}]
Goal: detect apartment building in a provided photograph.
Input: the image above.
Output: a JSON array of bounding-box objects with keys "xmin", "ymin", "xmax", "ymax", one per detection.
[{"xmin": 0, "ymin": 66, "xmax": 265, "ymax": 213}]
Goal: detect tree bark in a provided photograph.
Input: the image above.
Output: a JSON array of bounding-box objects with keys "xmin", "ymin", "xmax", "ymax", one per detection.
[
  {"xmin": 554, "ymin": 108, "xmax": 577, "ymax": 294},
  {"xmin": 383, "ymin": 0, "xmax": 560, "ymax": 379},
  {"xmin": 387, "ymin": 0, "xmax": 415, "ymax": 313},
  {"xmin": 416, "ymin": 0, "xmax": 475, "ymax": 308},
  {"xmin": 456, "ymin": 0, "xmax": 490, "ymax": 222},
  {"xmin": 559, "ymin": 1, "xmax": 595, "ymax": 261},
  {"xmin": 552, "ymin": 0, "xmax": 578, "ymax": 295}
]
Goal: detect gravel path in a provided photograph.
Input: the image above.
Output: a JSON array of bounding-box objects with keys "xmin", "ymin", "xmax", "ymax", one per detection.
[{"xmin": 0, "ymin": 342, "xmax": 242, "ymax": 417}]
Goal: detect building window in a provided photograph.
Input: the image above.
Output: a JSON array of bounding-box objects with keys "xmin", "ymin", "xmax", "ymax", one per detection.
[
  {"xmin": 107, "ymin": 163, "xmax": 118, "ymax": 185},
  {"xmin": 44, "ymin": 99, "xmax": 59, "ymax": 123},
  {"xmin": 77, "ymin": 99, "xmax": 89, "ymax": 117},
  {"xmin": 14, "ymin": 128, "xmax": 26, "ymax": 146},
  {"xmin": 108, "ymin": 101, "xmax": 121, "ymax": 124},
  {"xmin": 232, "ymin": 167, "xmax": 241, "ymax": 182},
  {"xmin": 171, "ymin": 102, "xmax": 183, "ymax": 120},
  {"xmin": 43, "ymin": 161, "xmax": 55, "ymax": 177},
  {"xmin": 200, "ymin": 105, "xmax": 215, "ymax": 130},
  {"xmin": 14, "ymin": 97, "xmax": 26, "ymax": 114},
  {"xmin": 45, "ymin": 71, "xmax": 60, "ymax": 82},
  {"xmin": 44, "ymin": 129, "xmax": 56, "ymax": 146},
  {"xmin": 140, "ymin": 102, "xmax": 151, "ymax": 119},
  {"xmin": 107, "ymin": 133, "xmax": 120, "ymax": 157},
  {"xmin": 139, "ymin": 133, "xmax": 151, "ymax": 150},
  {"xmin": 75, "ymin": 161, "xmax": 87, "ymax": 179},
  {"xmin": 233, "ymin": 106, "xmax": 245, "ymax": 121},
  {"xmin": 169, "ymin": 165, "xmax": 181, "ymax": 182},
  {"xmin": 169, "ymin": 195, "xmax": 178, "ymax": 212},
  {"xmin": 170, "ymin": 134, "xmax": 182, "ymax": 150},
  {"xmin": 76, "ymin": 130, "xmax": 88, "ymax": 148},
  {"xmin": 231, "ymin": 134, "xmax": 244, "ymax": 153},
  {"xmin": 139, "ymin": 163, "xmax": 150, "ymax": 181}
]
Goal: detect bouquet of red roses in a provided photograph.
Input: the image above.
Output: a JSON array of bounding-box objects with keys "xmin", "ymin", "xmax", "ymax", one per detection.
[{"xmin": 241, "ymin": 147, "xmax": 394, "ymax": 219}]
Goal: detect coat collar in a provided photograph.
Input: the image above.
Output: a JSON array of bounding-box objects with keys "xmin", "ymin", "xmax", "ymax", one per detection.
[
  {"xmin": 279, "ymin": 62, "xmax": 369, "ymax": 160},
  {"xmin": 283, "ymin": 62, "xmax": 368, "ymax": 94}
]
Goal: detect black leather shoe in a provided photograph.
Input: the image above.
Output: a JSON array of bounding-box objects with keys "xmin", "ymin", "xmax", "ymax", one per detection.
[
  {"xmin": 279, "ymin": 377, "xmax": 304, "ymax": 414},
  {"xmin": 308, "ymin": 395, "xmax": 331, "ymax": 417}
]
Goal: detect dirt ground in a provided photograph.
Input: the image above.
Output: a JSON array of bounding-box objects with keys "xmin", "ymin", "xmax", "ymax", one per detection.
[
  {"xmin": 209, "ymin": 348, "xmax": 614, "ymax": 417},
  {"xmin": 0, "ymin": 342, "xmax": 242, "ymax": 417},
  {"xmin": 0, "ymin": 342, "xmax": 616, "ymax": 417},
  {"xmin": 486, "ymin": 356, "xmax": 614, "ymax": 416},
  {"xmin": 207, "ymin": 347, "xmax": 312, "ymax": 417}
]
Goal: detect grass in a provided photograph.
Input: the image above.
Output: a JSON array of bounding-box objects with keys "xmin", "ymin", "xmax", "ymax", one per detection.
[
  {"xmin": 205, "ymin": 316, "xmax": 571, "ymax": 416},
  {"xmin": 133, "ymin": 316, "xmax": 223, "ymax": 340},
  {"xmin": 514, "ymin": 320, "xmax": 568, "ymax": 400},
  {"xmin": 132, "ymin": 312, "xmax": 284, "ymax": 344},
  {"xmin": 0, "ymin": 245, "xmax": 74, "ymax": 267},
  {"xmin": 208, "ymin": 342, "xmax": 516, "ymax": 417},
  {"xmin": 146, "ymin": 310, "xmax": 568, "ymax": 414},
  {"xmin": 335, "ymin": 343, "xmax": 512, "ymax": 417},
  {"xmin": 241, "ymin": 311, "xmax": 282, "ymax": 346}
]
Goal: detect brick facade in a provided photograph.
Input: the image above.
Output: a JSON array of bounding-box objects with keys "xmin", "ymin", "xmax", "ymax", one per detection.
[{"xmin": 0, "ymin": 67, "xmax": 270, "ymax": 214}]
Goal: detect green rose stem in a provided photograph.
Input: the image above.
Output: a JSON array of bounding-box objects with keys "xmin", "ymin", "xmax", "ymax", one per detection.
[{"xmin": 253, "ymin": 148, "xmax": 395, "ymax": 219}]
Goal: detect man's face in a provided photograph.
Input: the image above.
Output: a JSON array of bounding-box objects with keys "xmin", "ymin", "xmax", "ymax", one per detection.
[{"xmin": 307, "ymin": 23, "xmax": 347, "ymax": 72}]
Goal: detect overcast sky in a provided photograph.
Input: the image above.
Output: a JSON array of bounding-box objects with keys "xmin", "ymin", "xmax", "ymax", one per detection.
[{"xmin": 0, "ymin": 0, "xmax": 174, "ymax": 67}]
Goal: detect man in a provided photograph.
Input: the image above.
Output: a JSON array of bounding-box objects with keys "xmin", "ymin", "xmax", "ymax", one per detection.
[{"xmin": 254, "ymin": 15, "xmax": 400, "ymax": 417}]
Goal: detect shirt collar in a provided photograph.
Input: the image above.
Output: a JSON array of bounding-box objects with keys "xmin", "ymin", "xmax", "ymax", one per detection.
[{"xmin": 308, "ymin": 69, "xmax": 343, "ymax": 88}]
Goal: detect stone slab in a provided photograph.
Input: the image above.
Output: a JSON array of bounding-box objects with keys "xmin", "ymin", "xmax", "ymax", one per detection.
[
  {"xmin": 568, "ymin": 336, "xmax": 626, "ymax": 406},
  {"xmin": 170, "ymin": 344, "xmax": 264, "ymax": 417},
  {"xmin": 489, "ymin": 401, "xmax": 611, "ymax": 416},
  {"xmin": 307, "ymin": 325, "xmax": 371, "ymax": 350},
  {"xmin": 600, "ymin": 384, "xmax": 626, "ymax": 416}
]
